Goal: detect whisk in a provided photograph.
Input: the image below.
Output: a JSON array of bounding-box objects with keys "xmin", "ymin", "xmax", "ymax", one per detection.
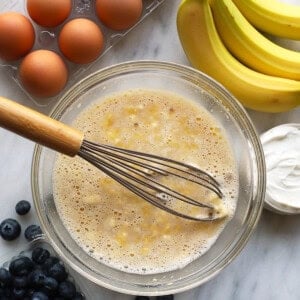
[{"xmin": 0, "ymin": 97, "xmax": 225, "ymax": 221}]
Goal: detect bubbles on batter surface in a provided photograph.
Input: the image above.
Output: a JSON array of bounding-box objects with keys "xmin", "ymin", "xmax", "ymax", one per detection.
[{"xmin": 52, "ymin": 89, "xmax": 239, "ymax": 274}]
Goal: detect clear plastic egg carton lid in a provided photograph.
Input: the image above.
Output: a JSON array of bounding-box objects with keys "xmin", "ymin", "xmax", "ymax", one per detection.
[
  {"xmin": 0, "ymin": 0, "xmax": 164, "ymax": 108},
  {"xmin": 0, "ymin": 235, "xmax": 95, "ymax": 299}
]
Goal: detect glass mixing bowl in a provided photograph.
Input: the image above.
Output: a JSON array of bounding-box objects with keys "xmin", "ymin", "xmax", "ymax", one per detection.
[{"xmin": 31, "ymin": 61, "xmax": 265, "ymax": 296}]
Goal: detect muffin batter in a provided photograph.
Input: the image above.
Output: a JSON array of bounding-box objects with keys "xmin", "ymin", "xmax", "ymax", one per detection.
[{"xmin": 53, "ymin": 89, "xmax": 238, "ymax": 274}]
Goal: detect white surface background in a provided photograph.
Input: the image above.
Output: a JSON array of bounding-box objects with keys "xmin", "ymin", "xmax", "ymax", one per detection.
[{"xmin": 0, "ymin": 0, "xmax": 300, "ymax": 299}]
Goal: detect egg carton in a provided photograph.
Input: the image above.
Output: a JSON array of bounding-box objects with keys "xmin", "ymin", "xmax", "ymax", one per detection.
[{"xmin": 0, "ymin": 0, "xmax": 165, "ymax": 108}]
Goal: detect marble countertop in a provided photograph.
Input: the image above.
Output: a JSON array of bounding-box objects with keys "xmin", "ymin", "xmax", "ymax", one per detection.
[{"xmin": 0, "ymin": 0, "xmax": 300, "ymax": 299}]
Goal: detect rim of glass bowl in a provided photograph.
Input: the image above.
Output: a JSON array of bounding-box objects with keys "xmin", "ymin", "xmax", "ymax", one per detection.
[{"xmin": 31, "ymin": 60, "xmax": 266, "ymax": 296}]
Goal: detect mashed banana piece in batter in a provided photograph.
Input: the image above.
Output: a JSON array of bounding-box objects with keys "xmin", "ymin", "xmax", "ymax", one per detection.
[{"xmin": 53, "ymin": 89, "xmax": 238, "ymax": 274}]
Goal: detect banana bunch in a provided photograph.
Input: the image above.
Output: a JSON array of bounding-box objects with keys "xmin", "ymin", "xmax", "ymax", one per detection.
[
  {"xmin": 177, "ymin": 0, "xmax": 300, "ymax": 113},
  {"xmin": 233, "ymin": 0, "xmax": 300, "ymax": 40}
]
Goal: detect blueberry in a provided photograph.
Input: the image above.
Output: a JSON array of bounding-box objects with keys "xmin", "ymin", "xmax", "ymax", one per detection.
[
  {"xmin": 42, "ymin": 276, "xmax": 58, "ymax": 294},
  {"xmin": 32, "ymin": 247, "xmax": 50, "ymax": 265},
  {"xmin": 12, "ymin": 286, "xmax": 26, "ymax": 299},
  {"xmin": 13, "ymin": 275, "xmax": 28, "ymax": 288},
  {"xmin": 28, "ymin": 269, "xmax": 46, "ymax": 287},
  {"xmin": 24, "ymin": 224, "xmax": 43, "ymax": 241},
  {"xmin": 48, "ymin": 263, "xmax": 67, "ymax": 282},
  {"xmin": 15, "ymin": 200, "xmax": 31, "ymax": 215},
  {"xmin": 157, "ymin": 296, "xmax": 174, "ymax": 300},
  {"xmin": 0, "ymin": 267, "xmax": 12, "ymax": 286},
  {"xmin": 31, "ymin": 291, "xmax": 49, "ymax": 300},
  {"xmin": 9, "ymin": 256, "xmax": 34, "ymax": 276},
  {"xmin": 0, "ymin": 218, "xmax": 21, "ymax": 241},
  {"xmin": 42, "ymin": 256, "xmax": 59, "ymax": 273},
  {"xmin": 58, "ymin": 280, "xmax": 76, "ymax": 299}
]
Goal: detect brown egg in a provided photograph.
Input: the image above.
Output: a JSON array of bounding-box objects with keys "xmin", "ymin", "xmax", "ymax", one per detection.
[
  {"xmin": 27, "ymin": 0, "xmax": 72, "ymax": 27},
  {"xmin": 19, "ymin": 50, "xmax": 68, "ymax": 98},
  {"xmin": 58, "ymin": 18, "xmax": 104, "ymax": 64},
  {"xmin": 0, "ymin": 12, "xmax": 35, "ymax": 61},
  {"xmin": 95, "ymin": 0, "xmax": 143, "ymax": 31}
]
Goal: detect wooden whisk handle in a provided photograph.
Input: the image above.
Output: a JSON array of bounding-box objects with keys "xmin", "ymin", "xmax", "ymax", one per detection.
[{"xmin": 0, "ymin": 97, "xmax": 84, "ymax": 156}]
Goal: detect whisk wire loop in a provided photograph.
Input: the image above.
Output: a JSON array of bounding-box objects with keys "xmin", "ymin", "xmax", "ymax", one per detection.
[
  {"xmin": 78, "ymin": 140, "xmax": 223, "ymax": 221},
  {"xmin": 79, "ymin": 148, "xmax": 213, "ymax": 209},
  {"xmin": 81, "ymin": 140, "xmax": 222, "ymax": 196}
]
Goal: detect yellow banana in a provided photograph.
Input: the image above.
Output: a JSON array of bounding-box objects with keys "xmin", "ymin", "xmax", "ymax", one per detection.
[
  {"xmin": 232, "ymin": 0, "xmax": 300, "ymax": 40},
  {"xmin": 210, "ymin": 0, "xmax": 300, "ymax": 81},
  {"xmin": 176, "ymin": 0, "xmax": 300, "ymax": 113}
]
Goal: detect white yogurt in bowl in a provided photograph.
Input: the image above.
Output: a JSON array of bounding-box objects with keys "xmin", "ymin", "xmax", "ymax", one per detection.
[{"xmin": 261, "ymin": 123, "xmax": 300, "ymax": 214}]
